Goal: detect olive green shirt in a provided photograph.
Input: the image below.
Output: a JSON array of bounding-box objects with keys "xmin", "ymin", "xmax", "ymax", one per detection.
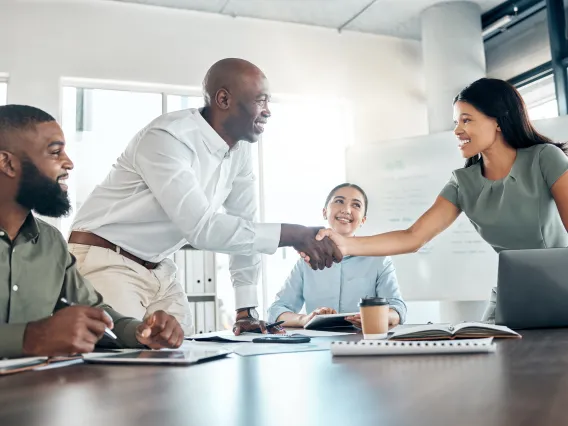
[
  {"xmin": 0, "ymin": 214, "xmax": 143, "ymax": 358},
  {"xmin": 440, "ymin": 144, "xmax": 568, "ymax": 252}
]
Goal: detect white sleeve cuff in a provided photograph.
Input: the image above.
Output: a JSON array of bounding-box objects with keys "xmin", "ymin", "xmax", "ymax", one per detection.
[
  {"xmin": 234, "ymin": 285, "xmax": 259, "ymax": 311},
  {"xmin": 252, "ymin": 223, "xmax": 281, "ymax": 255}
]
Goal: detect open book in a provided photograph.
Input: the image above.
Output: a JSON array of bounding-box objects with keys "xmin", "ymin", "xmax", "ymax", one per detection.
[{"xmin": 389, "ymin": 322, "xmax": 521, "ymax": 340}]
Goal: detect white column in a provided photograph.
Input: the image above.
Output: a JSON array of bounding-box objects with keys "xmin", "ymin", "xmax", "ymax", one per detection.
[{"xmin": 421, "ymin": 2, "xmax": 486, "ymax": 133}]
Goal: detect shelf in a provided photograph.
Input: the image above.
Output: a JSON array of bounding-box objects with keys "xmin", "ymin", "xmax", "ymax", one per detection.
[{"xmin": 187, "ymin": 294, "xmax": 216, "ymax": 302}]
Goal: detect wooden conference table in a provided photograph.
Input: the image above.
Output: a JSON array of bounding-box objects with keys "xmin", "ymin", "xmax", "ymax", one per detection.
[{"xmin": 0, "ymin": 329, "xmax": 567, "ymax": 426}]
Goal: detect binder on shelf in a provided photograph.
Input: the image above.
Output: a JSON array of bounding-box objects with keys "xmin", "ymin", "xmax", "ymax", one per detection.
[
  {"xmin": 183, "ymin": 250, "xmax": 193, "ymax": 295},
  {"xmin": 195, "ymin": 302, "xmax": 205, "ymax": 334},
  {"xmin": 204, "ymin": 252, "xmax": 216, "ymax": 294},
  {"xmin": 192, "ymin": 251, "xmax": 205, "ymax": 295},
  {"xmin": 204, "ymin": 301, "xmax": 216, "ymax": 333},
  {"xmin": 173, "ymin": 246, "xmax": 218, "ymax": 333}
]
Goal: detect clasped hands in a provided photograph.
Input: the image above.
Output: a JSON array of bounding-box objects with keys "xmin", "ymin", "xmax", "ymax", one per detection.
[
  {"xmin": 295, "ymin": 227, "xmax": 344, "ymax": 270},
  {"xmin": 296, "ymin": 227, "xmax": 346, "ymax": 270}
]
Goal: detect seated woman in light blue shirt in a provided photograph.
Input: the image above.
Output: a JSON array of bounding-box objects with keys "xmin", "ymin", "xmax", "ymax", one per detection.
[{"xmin": 267, "ymin": 183, "xmax": 407, "ymax": 328}]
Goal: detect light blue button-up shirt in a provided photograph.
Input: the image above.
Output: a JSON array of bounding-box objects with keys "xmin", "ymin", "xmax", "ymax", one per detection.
[{"xmin": 267, "ymin": 255, "xmax": 406, "ymax": 324}]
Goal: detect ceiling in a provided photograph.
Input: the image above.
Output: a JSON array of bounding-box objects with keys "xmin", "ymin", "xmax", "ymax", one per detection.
[{"xmin": 110, "ymin": 0, "xmax": 505, "ymax": 39}]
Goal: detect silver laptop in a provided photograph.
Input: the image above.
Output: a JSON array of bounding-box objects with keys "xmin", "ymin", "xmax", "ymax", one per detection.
[{"xmin": 495, "ymin": 248, "xmax": 568, "ymax": 329}]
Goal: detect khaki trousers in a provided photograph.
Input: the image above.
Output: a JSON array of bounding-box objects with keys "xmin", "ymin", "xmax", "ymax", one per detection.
[{"xmin": 68, "ymin": 243, "xmax": 194, "ymax": 335}]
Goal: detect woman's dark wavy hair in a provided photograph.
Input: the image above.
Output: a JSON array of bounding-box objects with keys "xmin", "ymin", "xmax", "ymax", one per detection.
[{"xmin": 453, "ymin": 78, "xmax": 568, "ymax": 168}]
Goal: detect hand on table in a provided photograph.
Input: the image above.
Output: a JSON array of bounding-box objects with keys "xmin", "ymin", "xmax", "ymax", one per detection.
[
  {"xmin": 136, "ymin": 310, "xmax": 184, "ymax": 349},
  {"xmin": 233, "ymin": 318, "xmax": 286, "ymax": 335}
]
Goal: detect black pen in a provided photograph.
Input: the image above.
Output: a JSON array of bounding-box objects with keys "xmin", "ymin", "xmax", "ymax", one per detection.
[
  {"xmin": 59, "ymin": 297, "xmax": 118, "ymax": 340},
  {"xmin": 249, "ymin": 320, "xmax": 285, "ymax": 334}
]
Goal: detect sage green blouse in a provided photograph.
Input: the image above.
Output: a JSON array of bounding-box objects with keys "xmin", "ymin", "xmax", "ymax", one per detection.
[{"xmin": 440, "ymin": 144, "xmax": 568, "ymax": 252}]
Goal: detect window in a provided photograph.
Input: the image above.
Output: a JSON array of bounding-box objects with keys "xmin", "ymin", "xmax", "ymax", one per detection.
[
  {"xmin": 167, "ymin": 95, "xmax": 203, "ymax": 113},
  {"xmin": 0, "ymin": 82, "xmax": 6, "ymax": 105},
  {"xmin": 258, "ymin": 99, "xmax": 352, "ymax": 315},
  {"xmin": 517, "ymin": 74, "xmax": 559, "ymax": 120},
  {"xmin": 61, "ymin": 87, "xmax": 163, "ymax": 234}
]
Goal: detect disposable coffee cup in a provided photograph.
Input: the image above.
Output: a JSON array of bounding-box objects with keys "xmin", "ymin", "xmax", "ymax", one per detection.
[{"xmin": 358, "ymin": 297, "xmax": 389, "ymax": 340}]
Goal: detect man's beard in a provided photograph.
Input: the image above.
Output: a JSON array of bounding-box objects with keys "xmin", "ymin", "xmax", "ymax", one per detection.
[{"xmin": 16, "ymin": 158, "xmax": 71, "ymax": 218}]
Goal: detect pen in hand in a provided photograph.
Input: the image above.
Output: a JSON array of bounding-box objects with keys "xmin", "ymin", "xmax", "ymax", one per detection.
[{"xmin": 59, "ymin": 297, "xmax": 118, "ymax": 340}]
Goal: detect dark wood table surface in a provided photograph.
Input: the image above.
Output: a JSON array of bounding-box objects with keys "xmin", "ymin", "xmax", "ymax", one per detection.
[{"xmin": 1, "ymin": 329, "xmax": 568, "ymax": 426}]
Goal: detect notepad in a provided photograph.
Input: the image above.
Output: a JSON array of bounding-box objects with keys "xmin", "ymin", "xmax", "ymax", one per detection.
[
  {"xmin": 330, "ymin": 338, "xmax": 496, "ymax": 356},
  {"xmin": 389, "ymin": 322, "xmax": 521, "ymax": 340}
]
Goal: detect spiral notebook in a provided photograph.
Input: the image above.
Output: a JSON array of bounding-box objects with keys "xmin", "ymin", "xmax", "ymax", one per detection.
[{"xmin": 330, "ymin": 338, "xmax": 496, "ymax": 356}]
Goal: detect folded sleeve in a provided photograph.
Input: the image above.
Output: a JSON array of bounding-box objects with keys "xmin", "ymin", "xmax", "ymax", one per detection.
[
  {"xmin": 539, "ymin": 144, "xmax": 568, "ymax": 188},
  {"xmin": 439, "ymin": 172, "xmax": 460, "ymax": 208},
  {"xmin": 267, "ymin": 260, "xmax": 306, "ymax": 323},
  {"xmin": 375, "ymin": 257, "xmax": 407, "ymax": 324},
  {"xmin": 0, "ymin": 323, "xmax": 29, "ymax": 358}
]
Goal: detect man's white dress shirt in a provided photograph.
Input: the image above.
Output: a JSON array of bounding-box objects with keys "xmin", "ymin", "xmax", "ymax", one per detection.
[{"xmin": 72, "ymin": 108, "xmax": 281, "ymax": 309}]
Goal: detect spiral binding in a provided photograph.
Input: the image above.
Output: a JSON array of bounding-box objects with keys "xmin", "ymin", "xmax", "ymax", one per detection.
[{"xmin": 331, "ymin": 340, "xmax": 490, "ymax": 347}]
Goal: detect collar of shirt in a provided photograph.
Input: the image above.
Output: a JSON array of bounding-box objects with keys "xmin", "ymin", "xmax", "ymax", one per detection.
[
  {"xmin": 0, "ymin": 213, "xmax": 40, "ymax": 245},
  {"xmin": 473, "ymin": 150, "xmax": 522, "ymax": 183},
  {"xmin": 193, "ymin": 108, "xmax": 240, "ymax": 159}
]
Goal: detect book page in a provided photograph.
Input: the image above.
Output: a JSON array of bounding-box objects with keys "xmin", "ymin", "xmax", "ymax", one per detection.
[
  {"xmin": 453, "ymin": 322, "xmax": 520, "ymax": 337},
  {"xmin": 389, "ymin": 323, "xmax": 453, "ymax": 339}
]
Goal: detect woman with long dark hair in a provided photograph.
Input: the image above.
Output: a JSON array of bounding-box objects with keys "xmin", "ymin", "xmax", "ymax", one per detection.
[{"xmin": 312, "ymin": 78, "xmax": 568, "ymax": 321}]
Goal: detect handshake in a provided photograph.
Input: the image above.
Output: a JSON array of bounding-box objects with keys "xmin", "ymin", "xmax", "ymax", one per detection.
[{"xmin": 281, "ymin": 224, "xmax": 344, "ymax": 270}]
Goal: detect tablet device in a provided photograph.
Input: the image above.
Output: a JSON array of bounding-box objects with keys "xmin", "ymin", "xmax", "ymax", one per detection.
[
  {"xmin": 303, "ymin": 312, "xmax": 358, "ymax": 330},
  {"xmin": 83, "ymin": 348, "xmax": 231, "ymax": 365}
]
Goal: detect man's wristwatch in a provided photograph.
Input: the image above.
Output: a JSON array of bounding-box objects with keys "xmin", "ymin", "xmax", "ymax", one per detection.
[{"xmin": 236, "ymin": 307, "xmax": 259, "ymax": 320}]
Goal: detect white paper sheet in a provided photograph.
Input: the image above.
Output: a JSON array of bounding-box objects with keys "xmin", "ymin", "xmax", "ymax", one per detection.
[
  {"xmin": 181, "ymin": 334, "xmax": 332, "ymax": 356},
  {"xmin": 187, "ymin": 328, "xmax": 357, "ymax": 343},
  {"xmin": 284, "ymin": 328, "xmax": 358, "ymax": 337},
  {"xmin": 187, "ymin": 330, "xmax": 261, "ymax": 342},
  {"xmin": 0, "ymin": 356, "xmax": 47, "ymax": 370},
  {"xmin": 233, "ymin": 340, "xmax": 331, "ymax": 357}
]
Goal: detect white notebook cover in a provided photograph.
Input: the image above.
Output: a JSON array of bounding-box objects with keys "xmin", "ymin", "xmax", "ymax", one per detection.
[{"xmin": 330, "ymin": 338, "xmax": 496, "ymax": 356}]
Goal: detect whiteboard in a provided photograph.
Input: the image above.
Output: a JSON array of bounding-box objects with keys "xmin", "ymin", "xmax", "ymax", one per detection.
[{"xmin": 346, "ymin": 115, "xmax": 568, "ymax": 301}]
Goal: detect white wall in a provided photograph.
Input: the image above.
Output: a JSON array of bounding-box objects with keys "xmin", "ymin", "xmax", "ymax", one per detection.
[{"xmin": 0, "ymin": 0, "xmax": 428, "ymax": 146}]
